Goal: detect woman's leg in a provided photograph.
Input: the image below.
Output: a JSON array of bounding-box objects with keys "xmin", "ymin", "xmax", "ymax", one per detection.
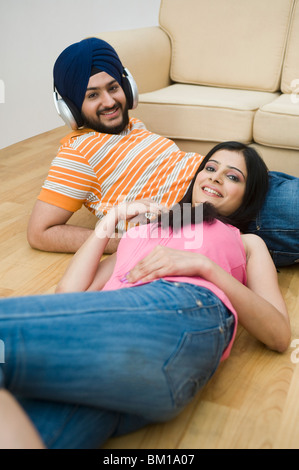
[
  {"xmin": 0, "ymin": 280, "xmax": 234, "ymax": 423},
  {"xmin": 0, "ymin": 363, "xmax": 126, "ymax": 449},
  {"xmin": 0, "ymin": 342, "xmax": 150, "ymax": 449},
  {"xmin": 18, "ymin": 398, "xmax": 149, "ymax": 449}
]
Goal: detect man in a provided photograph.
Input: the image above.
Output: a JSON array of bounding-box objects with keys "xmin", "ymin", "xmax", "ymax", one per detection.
[
  {"xmin": 27, "ymin": 37, "xmax": 299, "ymax": 266},
  {"xmin": 27, "ymin": 37, "xmax": 205, "ymax": 254}
]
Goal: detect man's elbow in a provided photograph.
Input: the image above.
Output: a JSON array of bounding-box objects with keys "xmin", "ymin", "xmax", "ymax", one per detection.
[
  {"xmin": 27, "ymin": 227, "xmax": 42, "ymax": 250},
  {"xmin": 27, "ymin": 225, "xmax": 47, "ymax": 251}
]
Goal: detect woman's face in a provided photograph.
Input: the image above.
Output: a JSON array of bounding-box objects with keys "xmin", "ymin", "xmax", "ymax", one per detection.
[{"xmin": 192, "ymin": 150, "xmax": 247, "ymax": 216}]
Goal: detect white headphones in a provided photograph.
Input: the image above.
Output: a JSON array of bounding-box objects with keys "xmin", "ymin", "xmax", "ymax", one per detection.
[{"xmin": 53, "ymin": 67, "xmax": 139, "ymax": 130}]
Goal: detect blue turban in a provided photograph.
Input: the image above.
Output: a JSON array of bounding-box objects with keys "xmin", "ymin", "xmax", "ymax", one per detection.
[{"xmin": 53, "ymin": 37, "xmax": 124, "ymax": 111}]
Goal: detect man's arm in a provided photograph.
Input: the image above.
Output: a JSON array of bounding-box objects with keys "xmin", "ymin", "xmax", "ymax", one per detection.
[
  {"xmin": 0, "ymin": 390, "xmax": 45, "ymax": 449},
  {"xmin": 27, "ymin": 200, "xmax": 120, "ymax": 253}
]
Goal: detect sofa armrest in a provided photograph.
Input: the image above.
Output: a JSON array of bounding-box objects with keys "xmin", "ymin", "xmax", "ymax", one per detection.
[{"xmin": 96, "ymin": 27, "xmax": 172, "ymax": 93}]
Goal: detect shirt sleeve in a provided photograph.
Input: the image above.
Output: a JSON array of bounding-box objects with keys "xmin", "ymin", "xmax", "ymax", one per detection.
[{"xmin": 38, "ymin": 145, "xmax": 101, "ymax": 213}]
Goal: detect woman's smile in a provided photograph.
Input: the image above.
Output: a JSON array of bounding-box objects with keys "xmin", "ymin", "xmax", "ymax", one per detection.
[{"xmin": 201, "ymin": 185, "xmax": 223, "ymax": 198}]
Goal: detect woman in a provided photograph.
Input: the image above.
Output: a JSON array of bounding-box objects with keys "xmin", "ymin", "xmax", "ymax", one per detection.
[{"xmin": 0, "ymin": 142, "xmax": 290, "ymax": 449}]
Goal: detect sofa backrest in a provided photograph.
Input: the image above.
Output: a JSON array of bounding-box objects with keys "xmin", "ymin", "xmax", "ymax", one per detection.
[
  {"xmin": 281, "ymin": 0, "xmax": 299, "ymax": 94},
  {"xmin": 159, "ymin": 0, "xmax": 295, "ymax": 92}
]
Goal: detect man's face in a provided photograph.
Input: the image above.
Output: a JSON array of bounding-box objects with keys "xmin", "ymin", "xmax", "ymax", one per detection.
[{"xmin": 81, "ymin": 71, "xmax": 129, "ymax": 134}]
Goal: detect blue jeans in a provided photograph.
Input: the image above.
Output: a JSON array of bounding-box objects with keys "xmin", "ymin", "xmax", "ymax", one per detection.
[
  {"xmin": 0, "ymin": 280, "xmax": 234, "ymax": 449},
  {"xmin": 247, "ymin": 171, "xmax": 299, "ymax": 267}
]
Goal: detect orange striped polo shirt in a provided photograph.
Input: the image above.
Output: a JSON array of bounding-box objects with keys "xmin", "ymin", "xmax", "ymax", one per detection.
[{"xmin": 38, "ymin": 118, "xmax": 204, "ymax": 219}]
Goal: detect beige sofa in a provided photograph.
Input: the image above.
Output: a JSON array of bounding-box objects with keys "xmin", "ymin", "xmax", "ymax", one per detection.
[{"xmin": 99, "ymin": 0, "xmax": 299, "ymax": 177}]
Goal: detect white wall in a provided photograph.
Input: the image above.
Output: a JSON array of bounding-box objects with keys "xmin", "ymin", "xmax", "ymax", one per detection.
[{"xmin": 0, "ymin": 0, "xmax": 161, "ymax": 149}]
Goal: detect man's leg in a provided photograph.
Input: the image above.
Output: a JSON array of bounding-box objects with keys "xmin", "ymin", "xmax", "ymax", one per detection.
[{"xmin": 247, "ymin": 171, "xmax": 299, "ymax": 267}]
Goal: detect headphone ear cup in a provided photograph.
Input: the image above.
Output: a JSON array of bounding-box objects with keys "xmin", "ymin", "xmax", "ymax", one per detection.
[
  {"xmin": 53, "ymin": 91, "xmax": 84, "ymax": 130},
  {"xmin": 122, "ymin": 68, "xmax": 138, "ymax": 110}
]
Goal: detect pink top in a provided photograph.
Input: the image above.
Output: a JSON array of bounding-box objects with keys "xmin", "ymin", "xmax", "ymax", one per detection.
[{"xmin": 103, "ymin": 220, "xmax": 247, "ymax": 360}]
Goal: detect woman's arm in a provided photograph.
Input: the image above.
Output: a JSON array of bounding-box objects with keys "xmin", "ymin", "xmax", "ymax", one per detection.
[
  {"xmin": 55, "ymin": 212, "xmax": 117, "ymax": 293},
  {"xmin": 126, "ymin": 235, "xmax": 290, "ymax": 352},
  {"xmin": 237, "ymin": 234, "xmax": 290, "ymax": 351},
  {"xmin": 55, "ymin": 200, "xmax": 163, "ymax": 293}
]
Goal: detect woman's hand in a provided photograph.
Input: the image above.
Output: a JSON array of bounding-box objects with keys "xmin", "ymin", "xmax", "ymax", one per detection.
[
  {"xmin": 119, "ymin": 199, "xmax": 165, "ymax": 221},
  {"xmin": 96, "ymin": 199, "xmax": 166, "ymax": 237},
  {"xmin": 57, "ymin": 200, "xmax": 166, "ymax": 294},
  {"xmin": 126, "ymin": 246, "xmax": 211, "ymax": 284}
]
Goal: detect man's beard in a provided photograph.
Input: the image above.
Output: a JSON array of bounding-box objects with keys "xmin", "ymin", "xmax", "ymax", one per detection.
[{"xmin": 81, "ymin": 104, "xmax": 130, "ymax": 135}]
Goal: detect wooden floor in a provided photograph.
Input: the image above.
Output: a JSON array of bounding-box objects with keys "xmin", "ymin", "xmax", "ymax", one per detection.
[{"xmin": 0, "ymin": 127, "xmax": 298, "ymax": 449}]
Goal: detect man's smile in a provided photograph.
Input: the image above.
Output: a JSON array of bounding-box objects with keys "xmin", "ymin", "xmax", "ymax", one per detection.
[{"xmin": 98, "ymin": 105, "xmax": 120, "ymax": 118}]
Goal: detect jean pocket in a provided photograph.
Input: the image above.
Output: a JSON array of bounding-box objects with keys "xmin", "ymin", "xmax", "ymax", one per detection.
[
  {"xmin": 270, "ymin": 251, "xmax": 299, "ymax": 267},
  {"xmin": 163, "ymin": 327, "xmax": 224, "ymax": 410}
]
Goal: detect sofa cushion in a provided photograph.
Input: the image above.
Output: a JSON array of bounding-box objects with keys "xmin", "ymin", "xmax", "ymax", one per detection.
[
  {"xmin": 135, "ymin": 84, "xmax": 279, "ymax": 143},
  {"xmin": 254, "ymin": 94, "xmax": 299, "ymax": 150},
  {"xmin": 281, "ymin": 0, "xmax": 299, "ymax": 93},
  {"xmin": 159, "ymin": 0, "xmax": 294, "ymax": 92}
]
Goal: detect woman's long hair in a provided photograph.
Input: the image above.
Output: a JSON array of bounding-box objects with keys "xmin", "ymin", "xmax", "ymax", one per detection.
[{"xmin": 158, "ymin": 141, "xmax": 269, "ymax": 232}]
